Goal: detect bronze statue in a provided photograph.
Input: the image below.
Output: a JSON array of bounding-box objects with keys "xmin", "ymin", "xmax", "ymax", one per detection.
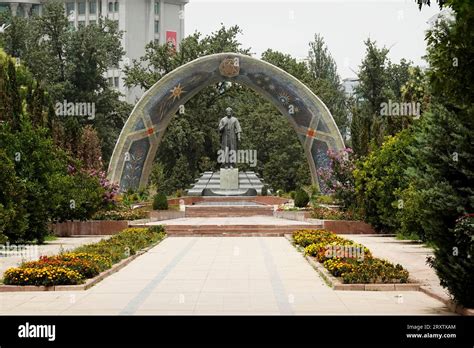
[{"xmin": 219, "ymin": 107, "xmax": 242, "ymax": 168}]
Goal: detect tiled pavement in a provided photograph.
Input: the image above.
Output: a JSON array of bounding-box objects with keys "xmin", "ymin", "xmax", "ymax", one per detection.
[{"xmin": 0, "ymin": 237, "xmax": 453, "ymax": 315}]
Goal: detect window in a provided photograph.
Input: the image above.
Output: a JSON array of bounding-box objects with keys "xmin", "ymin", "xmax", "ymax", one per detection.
[
  {"xmin": 66, "ymin": 2, "xmax": 75, "ymax": 16},
  {"xmin": 16, "ymin": 5, "xmax": 25, "ymax": 17},
  {"xmin": 154, "ymin": 1, "xmax": 160, "ymax": 15},
  {"xmin": 31, "ymin": 4, "xmax": 41, "ymax": 16},
  {"xmin": 108, "ymin": 77, "xmax": 114, "ymax": 87},
  {"xmin": 78, "ymin": 20, "xmax": 85, "ymax": 27},
  {"xmin": 154, "ymin": 20, "xmax": 159, "ymax": 34},
  {"xmin": 114, "ymin": 1, "xmax": 119, "ymax": 12},
  {"xmin": 89, "ymin": 1, "xmax": 97, "ymax": 14},
  {"xmin": 78, "ymin": 1, "xmax": 85, "ymax": 15},
  {"xmin": 108, "ymin": 2, "xmax": 113, "ymax": 12},
  {"xmin": 0, "ymin": 4, "xmax": 10, "ymax": 14},
  {"xmin": 114, "ymin": 77, "xmax": 119, "ymax": 88}
]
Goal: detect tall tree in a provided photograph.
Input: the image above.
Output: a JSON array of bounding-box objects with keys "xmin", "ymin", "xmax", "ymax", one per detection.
[
  {"xmin": 307, "ymin": 34, "xmax": 349, "ymax": 137},
  {"xmin": 0, "ymin": 0, "xmax": 129, "ymax": 165},
  {"xmin": 399, "ymin": 0, "xmax": 474, "ymax": 307}
]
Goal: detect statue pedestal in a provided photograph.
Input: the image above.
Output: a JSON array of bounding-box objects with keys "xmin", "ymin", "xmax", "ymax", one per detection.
[{"xmin": 220, "ymin": 168, "xmax": 239, "ymax": 190}]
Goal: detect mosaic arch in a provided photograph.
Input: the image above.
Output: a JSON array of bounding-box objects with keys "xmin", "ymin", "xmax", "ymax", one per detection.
[{"xmin": 107, "ymin": 53, "xmax": 345, "ymax": 191}]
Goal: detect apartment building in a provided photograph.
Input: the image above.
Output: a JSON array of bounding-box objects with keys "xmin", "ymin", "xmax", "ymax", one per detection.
[{"xmin": 0, "ymin": 0, "xmax": 188, "ymax": 103}]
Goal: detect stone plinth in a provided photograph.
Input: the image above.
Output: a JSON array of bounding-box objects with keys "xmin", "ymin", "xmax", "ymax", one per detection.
[{"xmin": 220, "ymin": 168, "xmax": 239, "ymax": 190}]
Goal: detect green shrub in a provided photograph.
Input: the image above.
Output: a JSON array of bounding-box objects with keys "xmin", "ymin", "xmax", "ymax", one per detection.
[
  {"xmin": 75, "ymin": 227, "xmax": 166, "ymax": 263},
  {"xmin": 152, "ymin": 192, "xmax": 168, "ymax": 210},
  {"xmin": 428, "ymin": 216, "xmax": 474, "ymax": 307},
  {"xmin": 316, "ymin": 195, "xmax": 335, "ymax": 205},
  {"xmin": 294, "ymin": 189, "xmax": 309, "ymax": 208},
  {"xmin": 353, "ymin": 130, "xmax": 414, "ymax": 232},
  {"xmin": 261, "ymin": 185, "xmax": 268, "ymax": 196}
]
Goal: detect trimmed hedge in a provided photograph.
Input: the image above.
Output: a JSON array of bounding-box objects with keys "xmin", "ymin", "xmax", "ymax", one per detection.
[
  {"xmin": 294, "ymin": 189, "xmax": 309, "ymax": 208},
  {"xmin": 152, "ymin": 193, "xmax": 168, "ymax": 210}
]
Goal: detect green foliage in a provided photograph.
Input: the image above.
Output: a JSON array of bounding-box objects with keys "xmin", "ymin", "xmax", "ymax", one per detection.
[
  {"xmin": 261, "ymin": 185, "xmax": 268, "ymax": 196},
  {"xmin": 307, "ymin": 34, "xmax": 349, "ymax": 138},
  {"xmin": 0, "ymin": 149, "xmax": 27, "ymax": 242},
  {"xmin": 427, "ymin": 216, "xmax": 473, "ymax": 307},
  {"xmin": 0, "ymin": 51, "xmax": 106, "ymax": 242},
  {"xmin": 152, "ymin": 193, "xmax": 169, "ymax": 211},
  {"xmin": 350, "ymin": 39, "xmax": 414, "ymax": 157},
  {"xmin": 294, "ymin": 189, "xmax": 310, "ymax": 208},
  {"xmin": 0, "ymin": 1, "xmax": 130, "ymax": 165},
  {"xmin": 354, "ymin": 130, "xmax": 414, "ymax": 232},
  {"xmin": 75, "ymin": 227, "xmax": 166, "ymax": 264}
]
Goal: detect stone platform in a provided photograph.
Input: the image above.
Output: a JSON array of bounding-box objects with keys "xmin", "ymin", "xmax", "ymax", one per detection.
[
  {"xmin": 144, "ymin": 217, "xmax": 322, "ymax": 237},
  {"xmin": 187, "ymin": 171, "xmax": 265, "ymax": 196}
]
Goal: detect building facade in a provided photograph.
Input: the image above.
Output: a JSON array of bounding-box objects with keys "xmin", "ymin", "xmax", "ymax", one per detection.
[{"xmin": 0, "ymin": 0, "xmax": 188, "ymax": 103}]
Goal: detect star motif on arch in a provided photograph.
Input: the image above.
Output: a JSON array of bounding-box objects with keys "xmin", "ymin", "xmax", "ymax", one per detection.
[
  {"xmin": 278, "ymin": 91, "xmax": 291, "ymax": 105},
  {"xmin": 169, "ymin": 83, "xmax": 186, "ymax": 101}
]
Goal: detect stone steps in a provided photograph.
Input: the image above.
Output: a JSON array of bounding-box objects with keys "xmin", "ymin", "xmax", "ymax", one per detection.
[
  {"xmin": 185, "ymin": 205, "xmax": 274, "ymax": 217},
  {"xmin": 164, "ymin": 223, "xmax": 322, "ymax": 236}
]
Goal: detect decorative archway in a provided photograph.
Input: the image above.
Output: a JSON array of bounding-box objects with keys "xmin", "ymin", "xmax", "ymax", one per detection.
[{"xmin": 108, "ymin": 53, "xmax": 345, "ymax": 191}]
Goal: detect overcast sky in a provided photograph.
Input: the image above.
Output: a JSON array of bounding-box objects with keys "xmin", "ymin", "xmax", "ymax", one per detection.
[{"xmin": 184, "ymin": 0, "xmax": 441, "ymax": 79}]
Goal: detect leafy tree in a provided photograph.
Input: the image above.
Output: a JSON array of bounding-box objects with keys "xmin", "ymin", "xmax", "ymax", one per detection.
[
  {"xmin": 0, "ymin": 149, "xmax": 27, "ymax": 243},
  {"xmin": 354, "ymin": 130, "xmax": 415, "ymax": 232},
  {"xmin": 0, "ymin": 51, "xmax": 106, "ymax": 242},
  {"xmin": 397, "ymin": 0, "xmax": 474, "ymax": 306},
  {"xmin": 0, "ymin": 0, "xmax": 129, "ymax": 165},
  {"xmin": 307, "ymin": 34, "xmax": 349, "ymax": 137},
  {"xmin": 77, "ymin": 125, "xmax": 103, "ymax": 171},
  {"xmin": 350, "ymin": 39, "xmax": 413, "ymax": 157}
]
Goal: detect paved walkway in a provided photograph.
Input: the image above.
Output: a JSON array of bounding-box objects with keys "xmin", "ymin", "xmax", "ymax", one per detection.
[
  {"xmin": 0, "ymin": 237, "xmax": 452, "ymax": 315},
  {"xmin": 341, "ymin": 234, "xmax": 451, "ymax": 303}
]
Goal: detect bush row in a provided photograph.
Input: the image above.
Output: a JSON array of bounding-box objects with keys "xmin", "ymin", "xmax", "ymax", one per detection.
[
  {"xmin": 3, "ymin": 227, "xmax": 166, "ymax": 286},
  {"xmin": 293, "ymin": 229, "xmax": 409, "ymax": 284}
]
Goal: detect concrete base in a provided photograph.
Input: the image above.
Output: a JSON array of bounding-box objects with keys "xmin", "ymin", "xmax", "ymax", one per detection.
[
  {"xmin": 220, "ymin": 168, "xmax": 239, "ymax": 190},
  {"xmin": 187, "ymin": 171, "xmax": 266, "ymax": 196}
]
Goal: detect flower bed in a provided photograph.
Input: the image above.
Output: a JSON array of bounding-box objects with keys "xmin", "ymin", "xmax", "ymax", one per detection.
[
  {"xmin": 92, "ymin": 209, "xmax": 149, "ymax": 221},
  {"xmin": 311, "ymin": 206, "xmax": 358, "ymax": 220},
  {"xmin": 3, "ymin": 226, "xmax": 166, "ymax": 286},
  {"xmin": 293, "ymin": 229, "xmax": 409, "ymax": 284}
]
